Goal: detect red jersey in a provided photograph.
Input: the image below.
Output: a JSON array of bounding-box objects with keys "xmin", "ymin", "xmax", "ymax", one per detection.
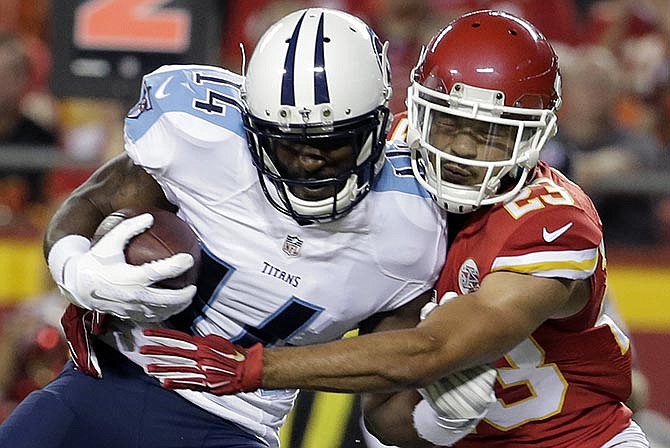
[{"xmin": 435, "ymin": 162, "xmax": 632, "ymax": 447}]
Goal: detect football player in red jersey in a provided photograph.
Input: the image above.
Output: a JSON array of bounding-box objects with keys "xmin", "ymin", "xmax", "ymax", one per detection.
[{"xmin": 138, "ymin": 10, "xmax": 649, "ymax": 447}]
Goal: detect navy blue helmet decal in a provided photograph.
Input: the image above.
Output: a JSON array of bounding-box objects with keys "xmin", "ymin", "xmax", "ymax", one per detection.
[
  {"xmin": 280, "ymin": 11, "xmax": 331, "ymax": 106},
  {"xmin": 313, "ymin": 12, "xmax": 330, "ymax": 105},
  {"xmin": 280, "ymin": 11, "xmax": 306, "ymax": 106}
]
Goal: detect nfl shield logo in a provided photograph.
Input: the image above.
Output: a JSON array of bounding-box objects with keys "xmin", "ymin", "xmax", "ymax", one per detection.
[{"xmin": 282, "ymin": 235, "xmax": 303, "ymax": 257}]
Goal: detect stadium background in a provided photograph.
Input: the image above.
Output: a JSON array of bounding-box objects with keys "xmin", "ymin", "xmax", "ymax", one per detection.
[{"xmin": 1, "ymin": 1, "xmax": 669, "ymax": 446}]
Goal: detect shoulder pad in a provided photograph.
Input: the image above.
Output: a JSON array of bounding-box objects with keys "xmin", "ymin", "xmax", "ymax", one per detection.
[
  {"xmin": 494, "ymin": 178, "xmax": 603, "ymax": 279},
  {"xmin": 124, "ymin": 65, "xmax": 247, "ymax": 169},
  {"xmin": 127, "ymin": 64, "xmax": 244, "ymax": 127}
]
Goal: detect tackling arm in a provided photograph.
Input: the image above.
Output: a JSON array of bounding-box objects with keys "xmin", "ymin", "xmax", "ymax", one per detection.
[
  {"xmin": 141, "ymin": 271, "xmax": 584, "ymax": 392},
  {"xmin": 139, "ymin": 270, "xmax": 588, "ymax": 445},
  {"xmin": 262, "ymin": 271, "xmax": 586, "ymax": 392},
  {"xmin": 140, "ymin": 273, "xmax": 580, "ymax": 445}
]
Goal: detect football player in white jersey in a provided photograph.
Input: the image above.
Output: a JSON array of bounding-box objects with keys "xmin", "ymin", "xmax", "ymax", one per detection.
[
  {"xmin": 0, "ymin": 8, "xmax": 448, "ymax": 448},
  {"xmin": 137, "ymin": 11, "xmax": 650, "ymax": 448}
]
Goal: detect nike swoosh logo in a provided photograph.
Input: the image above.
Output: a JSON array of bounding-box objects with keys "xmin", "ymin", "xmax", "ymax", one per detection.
[
  {"xmin": 543, "ymin": 222, "xmax": 574, "ymax": 243},
  {"xmin": 222, "ymin": 351, "xmax": 246, "ymax": 362},
  {"xmin": 155, "ymin": 76, "xmax": 173, "ymax": 99},
  {"xmin": 212, "ymin": 348, "xmax": 246, "ymax": 362}
]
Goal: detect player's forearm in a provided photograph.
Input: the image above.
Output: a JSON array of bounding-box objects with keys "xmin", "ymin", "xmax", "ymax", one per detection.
[
  {"xmin": 261, "ymin": 326, "xmax": 455, "ymax": 392},
  {"xmin": 43, "ymin": 158, "xmax": 122, "ymax": 257},
  {"xmin": 261, "ymin": 294, "xmax": 527, "ymax": 392},
  {"xmin": 44, "ymin": 193, "xmax": 107, "ymax": 257}
]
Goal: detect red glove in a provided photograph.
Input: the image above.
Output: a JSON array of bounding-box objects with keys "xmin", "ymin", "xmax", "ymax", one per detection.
[
  {"xmin": 140, "ymin": 328, "xmax": 263, "ymax": 395},
  {"xmin": 60, "ymin": 303, "xmax": 109, "ymax": 378}
]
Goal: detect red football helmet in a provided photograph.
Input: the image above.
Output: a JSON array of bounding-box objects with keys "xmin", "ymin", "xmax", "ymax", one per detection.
[{"xmin": 407, "ymin": 10, "xmax": 562, "ymax": 213}]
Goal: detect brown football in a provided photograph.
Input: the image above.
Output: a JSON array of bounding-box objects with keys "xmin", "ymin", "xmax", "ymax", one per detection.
[{"xmin": 92, "ymin": 208, "xmax": 201, "ymax": 289}]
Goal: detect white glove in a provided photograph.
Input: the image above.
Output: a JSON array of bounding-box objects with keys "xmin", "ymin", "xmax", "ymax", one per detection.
[
  {"xmin": 414, "ymin": 290, "xmax": 497, "ymax": 445},
  {"xmin": 419, "ymin": 364, "xmax": 497, "ymax": 418},
  {"xmin": 48, "ymin": 213, "xmax": 197, "ymax": 322},
  {"xmin": 413, "ymin": 398, "xmax": 477, "ymax": 446},
  {"xmin": 413, "ymin": 365, "xmax": 497, "ymax": 446}
]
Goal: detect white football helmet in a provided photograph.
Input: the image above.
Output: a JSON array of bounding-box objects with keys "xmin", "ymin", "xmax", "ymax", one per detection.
[
  {"xmin": 243, "ymin": 8, "xmax": 392, "ymax": 222},
  {"xmin": 407, "ymin": 10, "xmax": 562, "ymax": 214}
]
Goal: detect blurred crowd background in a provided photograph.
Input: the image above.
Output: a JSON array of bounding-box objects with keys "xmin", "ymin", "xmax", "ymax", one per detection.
[{"xmin": 0, "ymin": 1, "xmax": 669, "ymax": 446}]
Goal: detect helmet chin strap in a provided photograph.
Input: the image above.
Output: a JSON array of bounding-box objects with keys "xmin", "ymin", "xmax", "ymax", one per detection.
[
  {"xmin": 486, "ymin": 176, "xmax": 501, "ymax": 195},
  {"xmin": 356, "ymin": 133, "xmax": 373, "ymax": 165},
  {"xmin": 283, "ymin": 175, "xmax": 359, "ymax": 220},
  {"xmin": 524, "ymin": 146, "xmax": 540, "ymax": 170}
]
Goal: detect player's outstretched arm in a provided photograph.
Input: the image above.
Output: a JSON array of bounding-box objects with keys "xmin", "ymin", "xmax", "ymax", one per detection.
[
  {"xmin": 261, "ymin": 271, "xmax": 584, "ymax": 391},
  {"xmin": 139, "ymin": 290, "xmax": 502, "ymax": 446},
  {"xmin": 141, "ymin": 272, "xmax": 582, "ymax": 394},
  {"xmin": 140, "ymin": 272, "xmax": 589, "ymax": 400},
  {"xmin": 140, "ymin": 292, "xmax": 432, "ymax": 396}
]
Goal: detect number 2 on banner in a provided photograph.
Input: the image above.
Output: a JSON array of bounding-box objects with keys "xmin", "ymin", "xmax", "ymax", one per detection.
[{"xmin": 74, "ymin": 0, "xmax": 191, "ymax": 52}]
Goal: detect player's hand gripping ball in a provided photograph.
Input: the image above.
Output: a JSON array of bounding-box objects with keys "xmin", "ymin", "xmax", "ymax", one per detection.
[{"xmin": 93, "ymin": 208, "xmax": 202, "ymax": 289}]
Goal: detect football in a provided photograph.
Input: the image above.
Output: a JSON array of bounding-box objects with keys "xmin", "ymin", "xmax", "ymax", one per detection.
[{"xmin": 92, "ymin": 208, "xmax": 201, "ymax": 289}]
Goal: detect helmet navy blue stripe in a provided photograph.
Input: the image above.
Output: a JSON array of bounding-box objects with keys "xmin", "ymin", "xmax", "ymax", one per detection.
[
  {"xmin": 313, "ymin": 12, "xmax": 330, "ymax": 105},
  {"xmin": 280, "ymin": 11, "xmax": 306, "ymax": 106}
]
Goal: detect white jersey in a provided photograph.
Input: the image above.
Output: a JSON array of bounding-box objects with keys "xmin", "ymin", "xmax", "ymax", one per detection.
[{"xmin": 101, "ymin": 65, "xmax": 447, "ymax": 447}]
